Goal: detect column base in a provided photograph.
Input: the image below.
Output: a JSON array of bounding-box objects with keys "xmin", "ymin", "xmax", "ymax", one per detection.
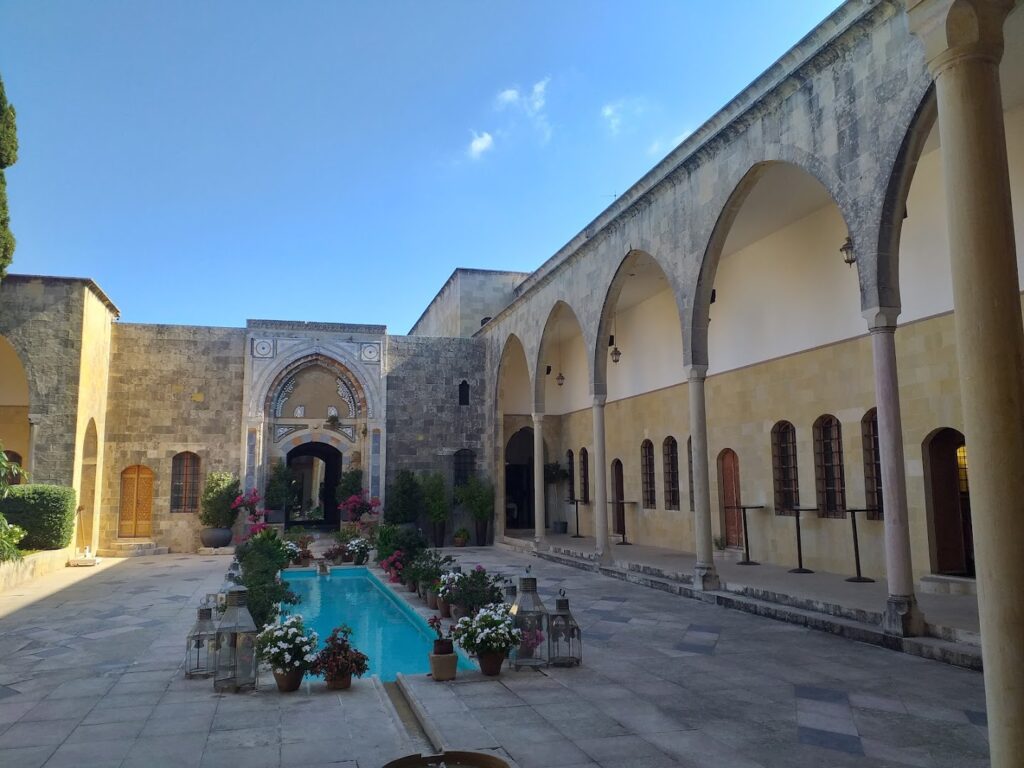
[
  {"xmin": 692, "ymin": 563, "xmax": 721, "ymax": 591},
  {"xmin": 882, "ymin": 594, "xmax": 925, "ymax": 637}
]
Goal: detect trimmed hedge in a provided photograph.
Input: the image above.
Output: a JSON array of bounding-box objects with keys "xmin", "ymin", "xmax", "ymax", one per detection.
[{"xmin": 0, "ymin": 485, "xmax": 76, "ymax": 550}]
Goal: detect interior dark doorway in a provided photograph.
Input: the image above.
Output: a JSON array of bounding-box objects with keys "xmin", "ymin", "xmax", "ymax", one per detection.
[
  {"xmin": 286, "ymin": 442, "xmax": 343, "ymax": 529},
  {"xmin": 924, "ymin": 428, "xmax": 974, "ymax": 578},
  {"xmin": 505, "ymin": 427, "xmax": 535, "ymax": 530}
]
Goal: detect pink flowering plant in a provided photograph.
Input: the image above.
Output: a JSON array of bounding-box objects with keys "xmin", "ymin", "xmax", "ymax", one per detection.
[
  {"xmin": 338, "ymin": 490, "xmax": 381, "ymax": 522},
  {"xmin": 519, "ymin": 626, "xmax": 545, "ymax": 654},
  {"xmin": 255, "ymin": 614, "xmax": 318, "ymax": 674},
  {"xmin": 232, "ymin": 489, "xmax": 262, "ymax": 518},
  {"xmin": 380, "ymin": 550, "xmax": 405, "ymax": 582}
]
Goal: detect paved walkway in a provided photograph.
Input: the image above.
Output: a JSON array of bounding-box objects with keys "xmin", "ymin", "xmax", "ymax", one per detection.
[
  {"xmin": 0, "ymin": 555, "xmax": 413, "ymax": 768},
  {"xmin": 505, "ymin": 531, "xmax": 980, "ymax": 637},
  {"xmin": 403, "ymin": 547, "xmax": 990, "ymax": 768}
]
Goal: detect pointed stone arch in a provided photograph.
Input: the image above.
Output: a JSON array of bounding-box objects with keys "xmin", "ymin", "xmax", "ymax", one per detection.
[{"xmin": 534, "ymin": 300, "xmax": 590, "ymax": 414}]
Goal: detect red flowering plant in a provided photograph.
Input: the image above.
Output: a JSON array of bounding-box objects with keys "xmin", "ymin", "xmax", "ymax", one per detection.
[
  {"xmin": 380, "ymin": 550, "xmax": 405, "ymax": 582},
  {"xmin": 232, "ymin": 489, "xmax": 262, "ymax": 517},
  {"xmin": 427, "ymin": 615, "xmax": 455, "ymax": 654},
  {"xmin": 338, "ymin": 490, "xmax": 381, "ymax": 522},
  {"xmin": 309, "ymin": 625, "xmax": 369, "ymax": 682}
]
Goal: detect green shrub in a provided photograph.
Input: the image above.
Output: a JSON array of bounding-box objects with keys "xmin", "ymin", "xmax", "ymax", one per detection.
[
  {"xmin": 384, "ymin": 470, "xmax": 420, "ymax": 525},
  {"xmin": 421, "ymin": 472, "xmax": 449, "ymax": 525},
  {"xmin": 455, "ymin": 475, "xmax": 494, "ymax": 522},
  {"xmin": 235, "ymin": 528, "xmax": 298, "ymax": 629},
  {"xmin": 0, "ymin": 485, "xmax": 75, "ymax": 549},
  {"xmin": 0, "ymin": 513, "xmax": 26, "ymax": 562},
  {"xmin": 335, "ymin": 469, "xmax": 363, "ymax": 502},
  {"xmin": 199, "ymin": 472, "xmax": 239, "ymax": 529},
  {"xmin": 376, "ymin": 524, "xmax": 426, "ymax": 563},
  {"xmin": 263, "ymin": 461, "xmax": 293, "ymax": 511}
]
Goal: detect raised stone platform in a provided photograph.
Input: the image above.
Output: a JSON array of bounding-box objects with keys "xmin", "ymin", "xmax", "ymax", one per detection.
[
  {"xmin": 96, "ymin": 539, "xmax": 169, "ymax": 557},
  {"xmin": 197, "ymin": 545, "xmax": 236, "ymax": 556}
]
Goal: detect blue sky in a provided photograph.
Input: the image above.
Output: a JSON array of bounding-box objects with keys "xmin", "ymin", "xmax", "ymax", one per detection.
[{"xmin": 0, "ymin": 0, "xmax": 840, "ymax": 332}]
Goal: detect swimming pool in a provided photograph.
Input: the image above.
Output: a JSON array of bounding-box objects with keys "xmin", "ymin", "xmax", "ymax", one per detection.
[{"xmin": 283, "ymin": 567, "xmax": 475, "ymax": 681}]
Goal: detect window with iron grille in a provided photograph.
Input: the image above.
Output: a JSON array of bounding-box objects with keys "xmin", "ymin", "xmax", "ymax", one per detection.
[
  {"xmin": 566, "ymin": 450, "xmax": 575, "ymax": 501},
  {"xmin": 687, "ymin": 437, "xmax": 695, "ymax": 512},
  {"xmin": 813, "ymin": 415, "xmax": 846, "ymax": 518},
  {"xmin": 663, "ymin": 437, "xmax": 680, "ymax": 510},
  {"xmin": 453, "ymin": 449, "xmax": 475, "ymax": 488},
  {"xmin": 579, "ymin": 447, "xmax": 590, "ymax": 504},
  {"xmin": 458, "ymin": 380, "xmax": 470, "ymax": 406},
  {"xmin": 641, "ymin": 440, "xmax": 656, "ymax": 509},
  {"xmin": 771, "ymin": 421, "xmax": 800, "ymax": 516},
  {"xmin": 170, "ymin": 452, "xmax": 200, "ymax": 513},
  {"xmin": 861, "ymin": 409, "xmax": 883, "ymax": 520}
]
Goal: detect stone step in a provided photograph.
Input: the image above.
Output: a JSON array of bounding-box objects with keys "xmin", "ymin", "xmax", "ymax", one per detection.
[
  {"xmin": 97, "ymin": 540, "xmax": 169, "ymax": 558},
  {"xmin": 919, "ymin": 573, "xmax": 977, "ymax": 596}
]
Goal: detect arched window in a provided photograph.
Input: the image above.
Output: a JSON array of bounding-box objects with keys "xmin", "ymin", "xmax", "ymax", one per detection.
[
  {"xmin": 458, "ymin": 380, "xmax": 470, "ymax": 406},
  {"xmin": 579, "ymin": 447, "xmax": 590, "ymax": 504},
  {"xmin": 813, "ymin": 415, "xmax": 846, "ymax": 518},
  {"xmin": 861, "ymin": 409, "xmax": 883, "ymax": 520},
  {"xmin": 640, "ymin": 440, "xmax": 656, "ymax": 509},
  {"xmin": 662, "ymin": 437, "xmax": 680, "ymax": 510},
  {"xmin": 170, "ymin": 452, "xmax": 200, "ymax": 513},
  {"xmin": 771, "ymin": 421, "xmax": 800, "ymax": 515},
  {"xmin": 453, "ymin": 449, "xmax": 475, "ymax": 487},
  {"xmin": 3, "ymin": 450, "xmax": 23, "ymax": 485},
  {"xmin": 687, "ymin": 437, "xmax": 695, "ymax": 512},
  {"xmin": 566, "ymin": 450, "xmax": 575, "ymax": 501}
]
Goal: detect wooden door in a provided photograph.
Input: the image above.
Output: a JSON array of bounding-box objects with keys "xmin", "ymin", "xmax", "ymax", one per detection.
[
  {"xmin": 719, "ymin": 449, "xmax": 743, "ymax": 548},
  {"xmin": 119, "ymin": 465, "xmax": 154, "ymax": 538},
  {"xmin": 612, "ymin": 459, "xmax": 625, "ymax": 535}
]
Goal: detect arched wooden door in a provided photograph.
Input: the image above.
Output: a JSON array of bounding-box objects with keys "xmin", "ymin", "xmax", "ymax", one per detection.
[
  {"xmin": 612, "ymin": 459, "xmax": 625, "ymax": 535},
  {"xmin": 119, "ymin": 465, "xmax": 154, "ymax": 538},
  {"xmin": 925, "ymin": 429, "xmax": 974, "ymax": 577},
  {"xmin": 718, "ymin": 449, "xmax": 743, "ymax": 548}
]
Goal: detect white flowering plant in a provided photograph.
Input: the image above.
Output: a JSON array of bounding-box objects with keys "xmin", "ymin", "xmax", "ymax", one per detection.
[
  {"xmin": 255, "ymin": 614, "xmax": 319, "ymax": 674},
  {"xmin": 436, "ymin": 570, "xmax": 464, "ymax": 601},
  {"xmin": 452, "ymin": 603, "xmax": 522, "ymax": 656},
  {"xmin": 346, "ymin": 538, "xmax": 370, "ymax": 558},
  {"xmin": 283, "ymin": 541, "xmax": 301, "ymax": 561}
]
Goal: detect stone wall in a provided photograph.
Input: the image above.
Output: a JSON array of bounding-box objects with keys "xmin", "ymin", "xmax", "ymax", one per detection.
[
  {"xmin": 409, "ymin": 269, "xmax": 528, "ymax": 338},
  {"xmin": 101, "ymin": 323, "xmax": 245, "ymax": 552},
  {"xmin": 384, "ymin": 335, "xmax": 487, "ymax": 537}
]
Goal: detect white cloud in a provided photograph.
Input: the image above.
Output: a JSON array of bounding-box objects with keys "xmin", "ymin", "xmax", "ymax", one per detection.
[
  {"xmin": 491, "ymin": 77, "xmax": 552, "ymax": 143},
  {"xmin": 495, "ymin": 88, "xmax": 519, "ymax": 109},
  {"xmin": 467, "ymin": 130, "xmax": 494, "ymax": 159},
  {"xmin": 602, "ymin": 102, "xmax": 623, "ymax": 135},
  {"xmin": 527, "ymin": 78, "xmax": 549, "ymax": 116}
]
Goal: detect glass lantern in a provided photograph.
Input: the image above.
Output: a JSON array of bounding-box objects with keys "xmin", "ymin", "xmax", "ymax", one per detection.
[
  {"xmin": 213, "ymin": 585, "xmax": 258, "ymax": 693},
  {"xmin": 548, "ymin": 593, "xmax": 582, "ymax": 667},
  {"xmin": 503, "ymin": 578, "xmax": 517, "ymax": 605},
  {"xmin": 184, "ymin": 604, "xmax": 217, "ymax": 679},
  {"xmin": 509, "ymin": 577, "xmax": 548, "ymax": 670},
  {"xmin": 215, "ymin": 572, "xmax": 236, "ymax": 614}
]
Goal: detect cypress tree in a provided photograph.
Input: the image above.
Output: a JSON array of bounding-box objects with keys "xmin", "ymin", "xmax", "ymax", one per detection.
[{"xmin": 0, "ymin": 75, "xmax": 18, "ymax": 280}]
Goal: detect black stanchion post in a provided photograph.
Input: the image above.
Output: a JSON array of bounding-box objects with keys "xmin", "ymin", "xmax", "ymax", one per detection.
[
  {"xmin": 737, "ymin": 505, "xmax": 761, "ymax": 566},
  {"xmin": 789, "ymin": 507, "xmax": 814, "ymax": 574},
  {"xmin": 845, "ymin": 508, "xmax": 875, "ymax": 583},
  {"xmin": 571, "ymin": 499, "xmax": 583, "ymax": 538}
]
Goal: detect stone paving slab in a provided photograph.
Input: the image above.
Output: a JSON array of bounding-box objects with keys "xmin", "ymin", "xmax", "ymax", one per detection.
[{"xmin": 399, "ymin": 547, "xmax": 990, "ymax": 768}]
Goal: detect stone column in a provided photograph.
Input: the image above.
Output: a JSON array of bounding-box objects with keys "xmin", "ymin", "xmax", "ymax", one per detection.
[
  {"xmin": 26, "ymin": 414, "xmax": 39, "ymax": 479},
  {"xmin": 687, "ymin": 367, "xmax": 719, "ymax": 590},
  {"xmin": 532, "ymin": 413, "xmax": 545, "ymax": 546},
  {"xmin": 909, "ymin": 2, "xmax": 1022, "ymax": 762},
  {"xmin": 865, "ymin": 309, "xmax": 925, "ymax": 636},
  {"xmin": 495, "ymin": 413, "xmax": 506, "ymax": 542},
  {"xmin": 592, "ymin": 396, "xmax": 610, "ymax": 562}
]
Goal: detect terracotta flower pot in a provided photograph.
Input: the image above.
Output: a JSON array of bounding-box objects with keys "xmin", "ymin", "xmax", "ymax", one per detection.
[
  {"xmin": 407, "ymin": 580, "xmax": 418, "ymax": 593},
  {"xmin": 342, "ymin": 551, "xmax": 354, "ymax": 563},
  {"xmin": 433, "ymin": 639, "xmax": 453, "ymax": 655},
  {"xmin": 477, "ymin": 651, "xmax": 506, "ymax": 677},
  {"xmin": 354, "ymin": 553, "xmax": 368, "ymax": 565},
  {"xmin": 426, "ymin": 590, "xmax": 438, "ymax": 610},
  {"xmin": 453, "ymin": 537, "xmax": 468, "ymax": 548},
  {"xmin": 437, "ymin": 597, "xmax": 451, "ymax": 618},
  {"xmin": 273, "ymin": 668, "xmax": 304, "ymax": 693},
  {"xmin": 429, "ymin": 652, "xmax": 457, "ymax": 682},
  {"xmin": 326, "ymin": 673, "xmax": 352, "ymax": 690}
]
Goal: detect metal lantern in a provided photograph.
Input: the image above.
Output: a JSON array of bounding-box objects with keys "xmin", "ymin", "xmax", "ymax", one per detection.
[
  {"xmin": 548, "ymin": 592, "xmax": 582, "ymax": 667},
  {"xmin": 212, "ymin": 586, "xmax": 258, "ymax": 693},
  {"xmin": 503, "ymin": 579, "xmax": 517, "ymax": 605},
  {"xmin": 184, "ymin": 604, "xmax": 217, "ymax": 679},
  {"xmin": 215, "ymin": 572, "xmax": 236, "ymax": 613},
  {"xmin": 509, "ymin": 577, "xmax": 548, "ymax": 670}
]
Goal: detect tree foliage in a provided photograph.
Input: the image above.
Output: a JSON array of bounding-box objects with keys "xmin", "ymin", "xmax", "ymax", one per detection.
[
  {"xmin": 420, "ymin": 472, "xmax": 449, "ymax": 524},
  {"xmin": 384, "ymin": 469, "xmax": 420, "ymax": 525},
  {"xmin": 454, "ymin": 475, "xmax": 494, "ymax": 523},
  {"xmin": 0, "ymin": 75, "xmax": 17, "ymax": 279}
]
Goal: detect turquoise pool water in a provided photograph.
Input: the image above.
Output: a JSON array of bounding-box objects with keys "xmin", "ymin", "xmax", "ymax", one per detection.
[{"xmin": 283, "ymin": 567, "xmax": 474, "ymax": 681}]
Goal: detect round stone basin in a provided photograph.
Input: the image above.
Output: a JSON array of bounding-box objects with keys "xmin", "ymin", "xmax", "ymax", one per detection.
[{"xmin": 382, "ymin": 751, "xmax": 511, "ymax": 768}]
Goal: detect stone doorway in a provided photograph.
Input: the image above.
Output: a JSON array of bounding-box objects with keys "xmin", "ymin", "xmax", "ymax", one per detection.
[
  {"xmin": 504, "ymin": 427, "xmax": 534, "ymax": 530},
  {"xmin": 718, "ymin": 448, "xmax": 742, "ymax": 548},
  {"xmin": 924, "ymin": 427, "xmax": 974, "ymax": 578},
  {"xmin": 118, "ymin": 465, "xmax": 153, "ymax": 538},
  {"xmin": 612, "ymin": 459, "xmax": 625, "ymax": 535},
  {"xmin": 286, "ymin": 442, "xmax": 342, "ymax": 528}
]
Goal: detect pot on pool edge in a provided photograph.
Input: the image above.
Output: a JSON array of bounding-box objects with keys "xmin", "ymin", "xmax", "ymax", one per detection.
[{"xmin": 200, "ymin": 527, "xmax": 232, "ymax": 548}]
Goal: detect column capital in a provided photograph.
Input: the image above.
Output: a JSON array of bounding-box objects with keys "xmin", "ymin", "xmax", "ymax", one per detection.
[
  {"xmin": 685, "ymin": 364, "xmax": 708, "ymax": 382},
  {"xmin": 531, "ymin": 412, "xmax": 545, "ymax": 423},
  {"xmin": 907, "ymin": 0, "xmax": 1015, "ymax": 75},
  {"xmin": 862, "ymin": 306, "xmax": 901, "ymax": 332},
  {"xmin": 592, "ymin": 394, "xmax": 607, "ymax": 407}
]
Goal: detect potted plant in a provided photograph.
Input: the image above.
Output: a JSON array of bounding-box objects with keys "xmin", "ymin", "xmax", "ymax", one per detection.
[
  {"xmin": 263, "ymin": 461, "xmax": 294, "ymax": 525},
  {"xmin": 446, "ymin": 565, "xmax": 503, "ymax": 619},
  {"xmin": 323, "ymin": 543, "xmax": 347, "ymax": 565},
  {"xmin": 421, "ymin": 472, "xmax": 449, "ymax": 548},
  {"xmin": 452, "ymin": 527, "xmax": 470, "ymax": 547},
  {"xmin": 256, "ymin": 614, "xmax": 318, "ymax": 692},
  {"xmin": 410, "ymin": 550, "xmax": 454, "ymax": 609},
  {"xmin": 455, "ymin": 475, "xmax": 494, "ymax": 547},
  {"xmin": 310, "ymin": 625, "xmax": 369, "ymax": 690},
  {"xmin": 338, "ymin": 489, "xmax": 381, "ymax": 522},
  {"xmin": 436, "ymin": 571, "xmax": 463, "ymax": 619},
  {"xmin": 452, "ymin": 604, "xmax": 521, "ymax": 677},
  {"xmin": 426, "ymin": 615, "xmax": 457, "ymax": 682},
  {"xmin": 347, "ymin": 537, "xmax": 370, "ymax": 565},
  {"xmin": 199, "ymin": 472, "xmax": 241, "ymax": 548},
  {"xmin": 283, "ymin": 540, "xmax": 301, "ymax": 566}
]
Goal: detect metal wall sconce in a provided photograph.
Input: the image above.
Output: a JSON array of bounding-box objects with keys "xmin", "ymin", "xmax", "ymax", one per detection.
[
  {"xmin": 840, "ymin": 236, "xmax": 855, "ymax": 266},
  {"xmin": 556, "ymin": 372, "xmax": 565, "ymax": 386}
]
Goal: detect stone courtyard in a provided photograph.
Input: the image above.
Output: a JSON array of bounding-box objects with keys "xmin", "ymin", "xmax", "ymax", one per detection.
[{"xmin": 0, "ymin": 548, "xmax": 990, "ymax": 768}]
